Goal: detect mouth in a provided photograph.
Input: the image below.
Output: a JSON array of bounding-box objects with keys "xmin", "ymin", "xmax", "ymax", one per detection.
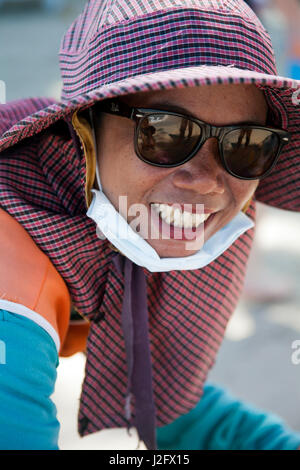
[
  {"xmin": 150, "ymin": 202, "xmax": 217, "ymax": 241},
  {"xmin": 151, "ymin": 203, "xmax": 212, "ymax": 227}
]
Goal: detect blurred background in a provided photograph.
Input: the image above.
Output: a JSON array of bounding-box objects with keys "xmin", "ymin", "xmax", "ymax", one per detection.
[{"xmin": 0, "ymin": 0, "xmax": 299, "ymax": 450}]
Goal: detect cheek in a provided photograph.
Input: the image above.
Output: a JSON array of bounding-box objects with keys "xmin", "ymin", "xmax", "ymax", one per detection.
[
  {"xmin": 230, "ymin": 179, "xmax": 259, "ymax": 208},
  {"xmin": 97, "ymin": 128, "xmax": 163, "ymax": 207},
  {"xmin": 96, "ymin": 120, "xmax": 134, "ymax": 196}
]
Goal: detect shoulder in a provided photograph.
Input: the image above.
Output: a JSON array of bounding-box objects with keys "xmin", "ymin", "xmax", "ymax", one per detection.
[{"xmin": 0, "ymin": 207, "xmax": 71, "ymax": 354}]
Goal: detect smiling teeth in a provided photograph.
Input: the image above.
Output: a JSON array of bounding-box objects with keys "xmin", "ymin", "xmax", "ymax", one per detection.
[{"xmin": 152, "ymin": 203, "xmax": 211, "ymax": 228}]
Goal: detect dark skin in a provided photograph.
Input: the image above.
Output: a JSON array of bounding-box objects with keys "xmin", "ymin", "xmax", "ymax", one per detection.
[{"xmin": 94, "ymin": 84, "xmax": 268, "ymax": 258}]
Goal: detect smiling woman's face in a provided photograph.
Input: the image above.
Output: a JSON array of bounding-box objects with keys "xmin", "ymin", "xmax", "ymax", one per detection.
[{"xmin": 94, "ymin": 84, "xmax": 268, "ymax": 258}]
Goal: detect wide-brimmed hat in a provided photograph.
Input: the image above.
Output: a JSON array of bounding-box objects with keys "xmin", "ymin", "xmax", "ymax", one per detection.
[{"xmin": 1, "ymin": 0, "xmax": 300, "ymax": 210}]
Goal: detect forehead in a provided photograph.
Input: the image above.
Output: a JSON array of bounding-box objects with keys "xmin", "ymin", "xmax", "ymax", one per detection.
[{"xmin": 121, "ymin": 84, "xmax": 268, "ymax": 125}]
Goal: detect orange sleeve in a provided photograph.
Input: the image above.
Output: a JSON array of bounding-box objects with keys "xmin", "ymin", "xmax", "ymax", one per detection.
[
  {"xmin": 0, "ymin": 207, "xmax": 71, "ymax": 354},
  {"xmin": 60, "ymin": 321, "xmax": 90, "ymax": 357}
]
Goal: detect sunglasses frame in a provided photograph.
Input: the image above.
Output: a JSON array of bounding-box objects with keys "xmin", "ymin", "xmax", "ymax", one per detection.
[{"xmin": 98, "ymin": 99, "xmax": 291, "ymax": 180}]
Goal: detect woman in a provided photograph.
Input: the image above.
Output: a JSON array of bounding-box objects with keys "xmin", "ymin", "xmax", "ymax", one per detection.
[{"xmin": 0, "ymin": 0, "xmax": 300, "ymax": 450}]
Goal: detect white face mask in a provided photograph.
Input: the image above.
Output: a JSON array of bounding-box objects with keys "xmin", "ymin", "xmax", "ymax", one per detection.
[{"xmin": 87, "ymin": 115, "xmax": 254, "ymax": 273}]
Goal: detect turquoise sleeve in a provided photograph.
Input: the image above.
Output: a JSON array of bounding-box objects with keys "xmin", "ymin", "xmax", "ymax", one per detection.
[
  {"xmin": 2, "ymin": 309, "xmax": 299, "ymax": 451},
  {"xmin": 0, "ymin": 309, "xmax": 60, "ymax": 450},
  {"xmin": 157, "ymin": 382, "xmax": 300, "ymax": 450}
]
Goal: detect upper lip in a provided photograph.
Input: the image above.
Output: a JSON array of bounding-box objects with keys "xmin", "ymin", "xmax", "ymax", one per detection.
[{"xmin": 150, "ymin": 202, "xmax": 219, "ymax": 214}]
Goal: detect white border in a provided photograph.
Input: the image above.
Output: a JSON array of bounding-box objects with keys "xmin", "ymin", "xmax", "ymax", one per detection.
[{"xmin": 0, "ymin": 299, "xmax": 60, "ymax": 352}]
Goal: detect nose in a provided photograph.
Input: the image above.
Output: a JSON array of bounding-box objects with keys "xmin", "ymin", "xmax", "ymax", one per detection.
[{"xmin": 171, "ymin": 138, "xmax": 226, "ymax": 194}]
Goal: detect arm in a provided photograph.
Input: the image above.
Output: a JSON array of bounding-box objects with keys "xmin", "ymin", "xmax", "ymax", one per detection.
[
  {"xmin": 0, "ymin": 309, "xmax": 60, "ymax": 450},
  {"xmin": 157, "ymin": 381, "xmax": 300, "ymax": 450}
]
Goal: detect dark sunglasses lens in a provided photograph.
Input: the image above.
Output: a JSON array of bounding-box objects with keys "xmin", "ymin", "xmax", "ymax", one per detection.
[
  {"xmin": 223, "ymin": 129, "xmax": 280, "ymax": 179},
  {"xmin": 137, "ymin": 114, "xmax": 201, "ymax": 165}
]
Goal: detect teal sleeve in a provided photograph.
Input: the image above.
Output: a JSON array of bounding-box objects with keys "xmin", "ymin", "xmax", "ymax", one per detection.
[
  {"xmin": 157, "ymin": 382, "xmax": 300, "ymax": 450},
  {"xmin": 0, "ymin": 309, "xmax": 60, "ymax": 450}
]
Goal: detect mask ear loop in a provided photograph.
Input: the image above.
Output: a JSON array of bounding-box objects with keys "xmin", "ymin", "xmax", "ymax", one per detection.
[{"xmin": 89, "ymin": 107, "xmax": 102, "ymax": 191}]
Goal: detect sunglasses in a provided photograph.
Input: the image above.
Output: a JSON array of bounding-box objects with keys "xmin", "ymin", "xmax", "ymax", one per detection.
[{"xmin": 97, "ymin": 99, "xmax": 291, "ymax": 180}]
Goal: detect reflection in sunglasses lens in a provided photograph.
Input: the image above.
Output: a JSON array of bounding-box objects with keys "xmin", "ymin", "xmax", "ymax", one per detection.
[
  {"xmin": 137, "ymin": 114, "xmax": 201, "ymax": 165},
  {"xmin": 223, "ymin": 129, "xmax": 279, "ymax": 178}
]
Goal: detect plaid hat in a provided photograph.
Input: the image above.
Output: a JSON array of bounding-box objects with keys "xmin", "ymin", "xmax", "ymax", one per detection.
[{"xmin": 0, "ymin": 0, "xmax": 299, "ymax": 450}]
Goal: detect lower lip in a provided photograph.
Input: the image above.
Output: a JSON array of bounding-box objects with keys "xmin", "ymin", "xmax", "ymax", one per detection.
[{"xmin": 149, "ymin": 206, "xmax": 216, "ymax": 241}]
